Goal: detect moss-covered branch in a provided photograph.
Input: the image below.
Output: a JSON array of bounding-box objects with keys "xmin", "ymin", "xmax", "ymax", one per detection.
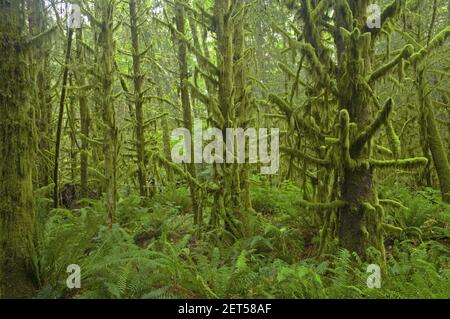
[
  {"xmin": 370, "ymin": 157, "xmax": 428, "ymax": 169},
  {"xmin": 268, "ymin": 94, "xmax": 325, "ymax": 141},
  {"xmin": 154, "ymin": 153, "xmax": 202, "ymax": 189},
  {"xmin": 368, "ymin": 45, "xmax": 414, "ymax": 83},
  {"xmin": 339, "ymin": 109, "xmax": 353, "ymax": 168},
  {"xmin": 409, "ymin": 27, "xmax": 450, "ymax": 65},
  {"xmin": 298, "ymin": 43, "xmax": 333, "ymax": 89},
  {"xmin": 280, "ymin": 147, "xmax": 332, "ymax": 167},
  {"xmin": 385, "ymin": 119, "xmax": 401, "ymax": 158},
  {"xmin": 155, "ymin": 17, "xmax": 218, "ymax": 75},
  {"xmin": 382, "ymin": 223, "xmax": 403, "ymax": 234},
  {"xmin": 379, "ymin": 199, "xmax": 408, "ymax": 210},
  {"xmin": 351, "ymin": 98, "xmax": 393, "ymax": 154},
  {"xmin": 298, "ymin": 199, "xmax": 347, "ymax": 210}
]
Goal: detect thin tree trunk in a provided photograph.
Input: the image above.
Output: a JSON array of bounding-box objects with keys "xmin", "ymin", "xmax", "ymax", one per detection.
[
  {"xmin": 76, "ymin": 28, "xmax": 90, "ymax": 198},
  {"xmin": 53, "ymin": 28, "xmax": 74, "ymax": 208},
  {"xmin": 129, "ymin": 0, "xmax": 148, "ymax": 198},
  {"xmin": 28, "ymin": 0, "xmax": 52, "ymax": 187},
  {"xmin": 418, "ymin": 72, "xmax": 450, "ymax": 203},
  {"xmin": 98, "ymin": 0, "xmax": 118, "ymax": 225},
  {"xmin": 175, "ymin": 0, "xmax": 200, "ymax": 226}
]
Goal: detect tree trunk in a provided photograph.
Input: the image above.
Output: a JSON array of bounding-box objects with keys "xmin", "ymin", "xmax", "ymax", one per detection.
[
  {"xmin": 175, "ymin": 0, "xmax": 201, "ymax": 226},
  {"xmin": 334, "ymin": 0, "xmax": 383, "ymax": 258},
  {"xmin": 0, "ymin": 0, "xmax": 37, "ymax": 298},
  {"xmin": 418, "ymin": 72, "xmax": 450, "ymax": 203},
  {"xmin": 130, "ymin": 0, "xmax": 148, "ymax": 198},
  {"xmin": 28, "ymin": 0, "xmax": 52, "ymax": 188},
  {"xmin": 53, "ymin": 29, "xmax": 73, "ymax": 208},
  {"xmin": 98, "ymin": 0, "xmax": 118, "ymax": 225},
  {"xmin": 76, "ymin": 28, "xmax": 90, "ymax": 198}
]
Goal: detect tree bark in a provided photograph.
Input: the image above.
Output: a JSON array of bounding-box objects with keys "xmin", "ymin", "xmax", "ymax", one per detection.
[
  {"xmin": 0, "ymin": 0, "xmax": 38, "ymax": 298},
  {"xmin": 130, "ymin": 0, "xmax": 148, "ymax": 198},
  {"xmin": 418, "ymin": 72, "xmax": 450, "ymax": 203},
  {"xmin": 97, "ymin": 0, "xmax": 118, "ymax": 225},
  {"xmin": 175, "ymin": 0, "xmax": 201, "ymax": 226},
  {"xmin": 53, "ymin": 28, "xmax": 74, "ymax": 208}
]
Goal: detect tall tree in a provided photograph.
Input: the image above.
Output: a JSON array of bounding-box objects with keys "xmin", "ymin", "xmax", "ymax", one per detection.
[
  {"xmin": 0, "ymin": 0, "xmax": 39, "ymax": 297},
  {"xmin": 76, "ymin": 27, "xmax": 91, "ymax": 198},
  {"xmin": 96, "ymin": 0, "xmax": 118, "ymax": 225},
  {"xmin": 129, "ymin": 0, "xmax": 149, "ymax": 198},
  {"xmin": 174, "ymin": 0, "xmax": 201, "ymax": 226},
  {"xmin": 270, "ymin": 0, "xmax": 434, "ymax": 261}
]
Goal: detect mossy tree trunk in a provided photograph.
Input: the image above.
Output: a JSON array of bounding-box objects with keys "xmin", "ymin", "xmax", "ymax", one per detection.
[
  {"xmin": 76, "ymin": 28, "xmax": 91, "ymax": 198},
  {"xmin": 129, "ymin": 0, "xmax": 148, "ymax": 199},
  {"xmin": 53, "ymin": 28, "xmax": 73, "ymax": 208},
  {"xmin": 334, "ymin": 0, "xmax": 376, "ymax": 256},
  {"xmin": 232, "ymin": 0, "xmax": 253, "ymax": 230},
  {"xmin": 0, "ymin": 0, "xmax": 37, "ymax": 298},
  {"xmin": 271, "ymin": 0, "xmax": 429, "ymax": 261},
  {"xmin": 175, "ymin": 0, "xmax": 201, "ymax": 226},
  {"xmin": 214, "ymin": 0, "xmax": 238, "ymax": 237},
  {"xmin": 28, "ymin": 0, "xmax": 52, "ymax": 188},
  {"xmin": 97, "ymin": 0, "xmax": 118, "ymax": 225},
  {"xmin": 417, "ymin": 71, "xmax": 450, "ymax": 203},
  {"xmin": 210, "ymin": 0, "xmax": 252, "ymax": 238}
]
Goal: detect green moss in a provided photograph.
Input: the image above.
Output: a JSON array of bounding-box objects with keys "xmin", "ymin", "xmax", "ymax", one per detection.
[
  {"xmin": 385, "ymin": 119, "xmax": 401, "ymax": 158},
  {"xmin": 383, "ymin": 223, "xmax": 403, "ymax": 234},
  {"xmin": 339, "ymin": 109, "xmax": 353, "ymax": 167},
  {"xmin": 379, "ymin": 199, "xmax": 408, "ymax": 210},
  {"xmin": 375, "ymin": 145, "xmax": 394, "ymax": 157},
  {"xmin": 370, "ymin": 157, "xmax": 428, "ymax": 169},
  {"xmin": 280, "ymin": 147, "xmax": 332, "ymax": 167},
  {"xmin": 368, "ymin": 45, "xmax": 413, "ymax": 82},
  {"xmin": 0, "ymin": 0, "xmax": 37, "ymax": 297},
  {"xmin": 418, "ymin": 73, "xmax": 450, "ymax": 203},
  {"xmin": 298, "ymin": 200, "xmax": 347, "ymax": 210},
  {"xmin": 409, "ymin": 26, "xmax": 450, "ymax": 65},
  {"xmin": 299, "ymin": 43, "xmax": 331, "ymax": 88},
  {"xmin": 351, "ymin": 98, "xmax": 393, "ymax": 154}
]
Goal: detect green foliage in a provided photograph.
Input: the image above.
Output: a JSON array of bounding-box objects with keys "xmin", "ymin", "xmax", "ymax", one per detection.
[
  {"xmin": 35, "ymin": 182, "xmax": 449, "ymax": 299},
  {"xmin": 251, "ymin": 178, "xmax": 302, "ymax": 216}
]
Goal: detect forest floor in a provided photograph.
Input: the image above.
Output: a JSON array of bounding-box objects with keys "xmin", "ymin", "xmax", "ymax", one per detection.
[{"xmin": 35, "ymin": 180, "xmax": 449, "ymax": 299}]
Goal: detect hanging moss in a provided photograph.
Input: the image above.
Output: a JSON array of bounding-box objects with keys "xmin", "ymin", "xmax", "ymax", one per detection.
[
  {"xmin": 417, "ymin": 71, "xmax": 450, "ymax": 203},
  {"xmin": 298, "ymin": 43, "xmax": 332, "ymax": 88},
  {"xmin": 379, "ymin": 199, "xmax": 408, "ymax": 210},
  {"xmin": 281, "ymin": 147, "xmax": 332, "ymax": 167},
  {"xmin": 375, "ymin": 144, "xmax": 394, "ymax": 157},
  {"xmin": 269, "ymin": 94, "xmax": 324, "ymax": 141},
  {"xmin": 339, "ymin": 109, "xmax": 354, "ymax": 168},
  {"xmin": 369, "ymin": 157, "xmax": 428, "ymax": 169},
  {"xmin": 409, "ymin": 26, "xmax": 450, "ymax": 65},
  {"xmin": 298, "ymin": 200, "xmax": 347, "ymax": 210},
  {"xmin": 368, "ymin": 45, "xmax": 413, "ymax": 83},
  {"xmin": 385, "ymin": 118, "xmax": 401, "ymax": 158},
  {"xmin": 383, "ymin": 223, "xmax": 403, "ymax": 234},
  {"xmin": 351, "ymin": 98, "xmax": 393, "ymax": 154},
  {"xmin": 278, "ymin": 62, "xmax": 297, "ymax": 78}
]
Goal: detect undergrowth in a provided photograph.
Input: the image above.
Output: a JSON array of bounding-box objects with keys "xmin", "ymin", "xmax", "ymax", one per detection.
[{"xmin": 35, "ymin": 183, "xmax": 450, "ymax": 299}]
